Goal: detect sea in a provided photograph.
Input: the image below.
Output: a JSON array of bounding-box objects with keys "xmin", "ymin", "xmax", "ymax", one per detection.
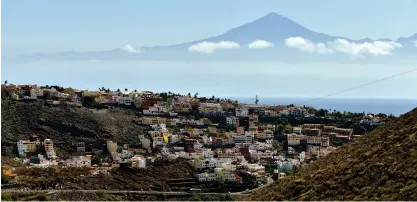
[
  {"xmin": 3, "ymin": 60, "xmax": 417, "ymax": 116},
  {"xmin": 231, "ymin": 97, "xmax": 417, "ymax": 116}
]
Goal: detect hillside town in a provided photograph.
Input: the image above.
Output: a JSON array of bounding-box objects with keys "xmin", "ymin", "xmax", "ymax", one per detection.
[{"xmin": 1, "ymin": 83, "xmax": 387, "ymax": 192}]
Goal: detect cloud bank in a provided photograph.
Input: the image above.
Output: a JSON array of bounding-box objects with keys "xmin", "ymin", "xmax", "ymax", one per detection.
[
  {"xmin": 285, "ymin": 37, "xmax": 402, "ymax": 57},
  {"xmin": 121, "ymin": 44, "xmax": 140, "ymax": 53},
  {"xmin": 248, "ymin": 40, "xmax": 274, "ymax": 49},
  {"xmin": 188, "ymin": 41, "xmax": 240, "ymax": 54}
]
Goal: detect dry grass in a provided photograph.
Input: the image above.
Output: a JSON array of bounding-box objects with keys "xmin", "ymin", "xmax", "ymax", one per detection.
[{"xmin": 247, "ymin": 108, "xmax": 417, "ymax": 201}]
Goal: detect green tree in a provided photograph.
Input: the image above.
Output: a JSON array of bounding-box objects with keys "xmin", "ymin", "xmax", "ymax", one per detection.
[
  {"xmin": 125, "ymin": 88, "xmax": 128, "ymax": 92},
  {"xmin": 316, "ymin": 109, "xmax": 327, "ymax": 117},
  {"xmin": 4, "ymin": 80, "xmax": 7, "ymax": 85},
  {"xmin": 273, "ymin": 141, "xmax": 283, "ymax": 152},
  {"xmin": 225, "ymin": 194, "xmax": 234, "ymax": 201},
  {"xmin": 96, "ymin": 190, "xmax": 106, "ymax": 198},
  {"xmin": 1, "ymin": 193, "xmax": 12, "ymax": 201},
  {"xmin": 189, "ymin": 194, "xmax": 202, "ymax": 201}
]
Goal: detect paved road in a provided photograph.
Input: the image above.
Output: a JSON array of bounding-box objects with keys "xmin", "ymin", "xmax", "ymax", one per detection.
[
  {"xmin": 1, "ymin": 189, "xmax": 246, "ymax": 196},
  {"xmin": 2, "ymin": 178, "xmax": 274, "ymax": 196},
  {"xmin": 234, "ymin": 177, "xmax": 274, "ymax": 195}
]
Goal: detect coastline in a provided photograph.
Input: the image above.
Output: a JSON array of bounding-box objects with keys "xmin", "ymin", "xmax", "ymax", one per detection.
[{"xmin": 229, "ymin": 97, "xmax": 417, "ymax": 116}]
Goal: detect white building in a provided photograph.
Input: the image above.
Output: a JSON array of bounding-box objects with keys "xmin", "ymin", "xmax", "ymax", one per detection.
[
  {"xmin": 292, "ymin": 127, "xmax": 302, "ymax": 134},
  {"xmin": 300, "ymin": 151, "xmax": 306, "ymax": 162},
  {"xmin": 120, "ymin": 149, "xmax": 133, "ymax": 159},
  {"xmin": 201, "ymin": 149, "xmax": 215, "ymax": 158},
  {"xmin": 233, "ymin": 133, "xmax": 253, "ymax": 147},
  {"xmin": 235, "ymin": 108, "xmax": 249, "ymax": 117},
  {"xmin": 30, "ymin": 88, "xmax": 44, "ymax": 98},
  {"xmin": 193, "ymin": 141, "xmax": 203, "ymax": 151},
  {"xmin": 44, "ymin": 139, "xmax": 56, "ymax": 159},
  {"xmin": 226, "ymin": 116, "xmax": 239, "ymax": 126},
  {"xmin": 250, "ymin": 151, "xmax": 274, "ymax": 159},
  {"xmin": 143, "ymin": 104, "xmax": 168, "ymax": 115},
  {"xmin": 117, "ymin": 97, "xmax": 133, "ymax": 106},
  {"xmin": 214, "ymin": 167, "xmax": 235, "ymax": 182},
  {"xmin": 57, "ymin": 92, "xmax": 69, "ymax": 99},
  {"xmin": 131, "ymin": 155, "xmax": 146, "ymax": 168},
  {"xmin": 17, "ymin": 140, "xmax": 39, "ymax": 157},
  {"xmin": 65, "ymin": 155, "xmax": 92, "ymax": 167},
  {"xmin": 287, "ymin": 134, "xmax": 303, "ymax": 146},
  {"xmin": 288, "ymin": 107, "xmax": 307, "ymax": 117},
  {"xmin": 265, "ymin": 130, "xmax": 274, "ymax": 139},
  {"xmin": 194, "ymin": 172, "xmax": 216, "ymax": 182}
]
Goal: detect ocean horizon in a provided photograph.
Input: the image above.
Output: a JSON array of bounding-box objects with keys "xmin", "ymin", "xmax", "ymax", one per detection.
[{"xmin": 229, "ymin": 97, "xmax": 417, "ymax": 116}]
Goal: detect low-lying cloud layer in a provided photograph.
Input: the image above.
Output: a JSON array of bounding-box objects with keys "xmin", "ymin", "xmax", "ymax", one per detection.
[
  {"xmin": 188, "ymin": 41, "xmax": 240, "ymax": 54},
  {"xmin": 248, "ymin": 40, "xmax": 274, "ymax": 49},
  {"xmin": 121, "ymin": 44, "xmax": 140, "ymax": 53},
  {"xmin": 188, "ymin": 40, "xmax": 275, "ymax": 54},
  {"xmin": 285, "ymin": 37, "xmax": 402, "ymax": 57}
]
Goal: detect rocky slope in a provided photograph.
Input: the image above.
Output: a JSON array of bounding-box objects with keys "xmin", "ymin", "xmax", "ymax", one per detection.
[
  {"xmin": 1, "ymin": 99, "xmax": 145, "ymax": 157},
  {"xmin": 11, "ymin": 159, "xmax": 193, "ymax": 191},
  {"xmin": 246, "ymin": 108, "xmax": 417, "ymax": 201}
]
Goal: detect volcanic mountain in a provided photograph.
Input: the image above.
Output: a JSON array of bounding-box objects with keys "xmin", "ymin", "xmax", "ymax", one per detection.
[{"xmin": 13, "ymin": 12, "xmax": 417, "ymax": 62}]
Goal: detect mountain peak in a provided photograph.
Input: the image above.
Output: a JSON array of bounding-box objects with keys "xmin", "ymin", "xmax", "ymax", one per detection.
[
  {"xmin": 256, "ymin": 12, "xmax": 293, "ymax": 23},
  {"xmin": 265, "ymin": 12, "xmax": 280, "ymax": 17}
]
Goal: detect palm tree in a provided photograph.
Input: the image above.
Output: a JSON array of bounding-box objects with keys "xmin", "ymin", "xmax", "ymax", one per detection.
[
  {"xmin": 117, "ymin": 89, "xmax": 121, "ymax": 92},
  {"xmin": 4, "ymin": 80, "xmax": 7, "ymax": 85},
  {"xmin": 125, "ymin": 88, "xmax": 128, "ymax": 92}
]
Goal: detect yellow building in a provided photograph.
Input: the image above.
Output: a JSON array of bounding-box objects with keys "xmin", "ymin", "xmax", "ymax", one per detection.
[
  {"xmin": 107, "ymin": 141, "xmax": 118, "ymax": 153},
  {"xmin": 11, "ymin": 93, "xmax": 19, "ymax": 100},
  {"xmin": 1, "ymin": 166, "xmax": 17, "ymax": 182},
  {"xmin": 2, "ymin": 166, "xmax": 13, "ymax": 176}
]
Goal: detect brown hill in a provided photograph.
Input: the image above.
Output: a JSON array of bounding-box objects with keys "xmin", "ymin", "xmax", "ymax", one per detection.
[
  {"xmin": 1, "ymin": 100, "xmax": 145, "ymax": 157},
  {"xmin": 246, "ymin": 108, "xmax": 417, "ymax": 201}
]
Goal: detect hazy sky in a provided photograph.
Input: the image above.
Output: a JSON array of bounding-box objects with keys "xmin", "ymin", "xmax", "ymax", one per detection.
[
  {"xmin": 2, "ymin": 60, "xmax": 417, "ymax": 99},
  {"xmin": 2, "ymin": 0, "xmax": 417, "ymax": 55},
  {"xmin": 2, "ymin": 0, "xmax": 417, "ymax": 101}
]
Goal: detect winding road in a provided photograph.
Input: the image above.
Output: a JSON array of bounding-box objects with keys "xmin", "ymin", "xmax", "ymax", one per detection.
[{"xmin": 1, "ymin": 177, "xmax": 274, "ymax": 196}]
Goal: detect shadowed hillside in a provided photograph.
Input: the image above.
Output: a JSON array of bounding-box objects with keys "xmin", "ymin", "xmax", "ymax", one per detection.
[
  {"xmin": 246, "ymin": 108, "xmax": 417, "ymax": 201},
  {"xmin": 1, "ymin": 100, "xmax": 145, "ymax": 157}
]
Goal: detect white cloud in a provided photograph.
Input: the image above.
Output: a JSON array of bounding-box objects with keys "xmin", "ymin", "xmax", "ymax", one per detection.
[
  {"xmin": 285, "ymin": 37, "xmax": 333, "ymax": 54},
  {"xmin": 414, "ymin": 41, "xmax": 417, "ymax": 47},
  {"xmin": 121, "ymin": 44, "xmax": 140, "ymax": 53},
  {"xmin": 285, "ymin": 37, "xmax": 402, "ymax": 57},
  {"xmin": 248, "ymin": 40, "xmax": 274, "ymax": 49},
  {"xmin": 188, "ymin": 41, "xmax": 240, "ymax": 54}
]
